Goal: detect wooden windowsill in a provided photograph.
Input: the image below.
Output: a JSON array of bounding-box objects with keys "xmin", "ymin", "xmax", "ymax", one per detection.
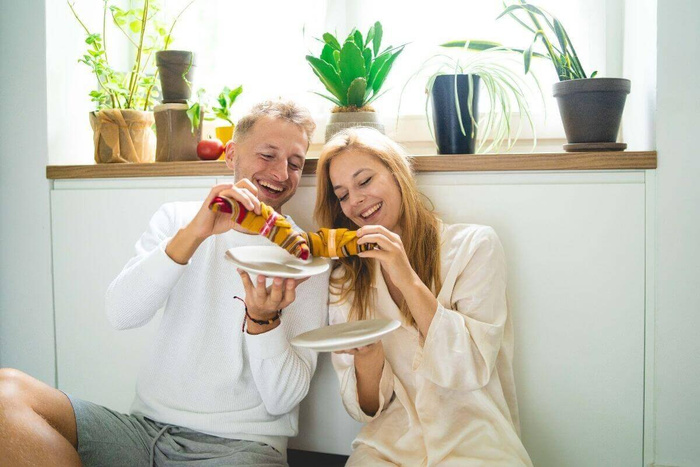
[{"xmin": 46, "ymin": 151, "xmax": 657, "ymax": 180}]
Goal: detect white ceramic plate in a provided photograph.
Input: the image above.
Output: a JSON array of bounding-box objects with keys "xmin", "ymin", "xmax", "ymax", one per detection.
[
  {"xmin": 290, "ymin": 319, "xmax": 401, "ymax": 352},
  {"xmin": 225, "ymin": 246, "xmax": 330, "ymax": 279}
]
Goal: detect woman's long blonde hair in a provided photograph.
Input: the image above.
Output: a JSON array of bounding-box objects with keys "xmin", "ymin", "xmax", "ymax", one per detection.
[{"xmin": 314, "ymin": 128, "xmax": 442, "ymax": 325}]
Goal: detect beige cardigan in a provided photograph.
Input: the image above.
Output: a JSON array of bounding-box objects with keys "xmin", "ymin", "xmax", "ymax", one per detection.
[{"xmin": 330, "ymin": 223, "xmax": 532, "ymax": 466}]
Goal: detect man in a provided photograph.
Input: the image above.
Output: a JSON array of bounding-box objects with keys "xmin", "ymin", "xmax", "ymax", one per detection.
[{"xmin": 0, "ymin": 100, "xmax": 329, "ymax": 466}]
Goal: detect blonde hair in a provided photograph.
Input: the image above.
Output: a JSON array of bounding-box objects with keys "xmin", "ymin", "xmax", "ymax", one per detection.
[
  {"xmin": 314, "ymin": 128, "xmax": 442, "ymax": 325},
  {"xmin": 234, "ymin": 99, "xmax": 316, "ymax": 145}
]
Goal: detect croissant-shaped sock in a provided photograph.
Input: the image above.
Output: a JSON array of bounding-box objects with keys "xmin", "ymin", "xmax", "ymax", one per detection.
[{"xmin": 209, "ymin": 196, "xmax": 375, "ymax": 260}]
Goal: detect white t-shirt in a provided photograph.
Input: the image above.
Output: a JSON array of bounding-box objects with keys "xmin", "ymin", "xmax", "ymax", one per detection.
[{"xmin": 105, "ymin": 202, "xmax": 330, "ymax": 455}]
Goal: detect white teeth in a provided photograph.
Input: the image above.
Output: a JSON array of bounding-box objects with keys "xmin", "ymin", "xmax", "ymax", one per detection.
[
  {"xmin": 361, "ymin": 203, "xmax": 382, "ymax": 218},
  {"xmin": 259, "ymin": 181, "xmax": 283, "ymax": 192}
]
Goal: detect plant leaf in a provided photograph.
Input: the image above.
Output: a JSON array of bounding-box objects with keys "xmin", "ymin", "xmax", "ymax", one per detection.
[
  {"xmin": 339, "ymin": 41, "xmax": 366, "ymax": 88},
  {"xmin": 321, "ymin": 44, "xmax": 337, "ymax": 71},
  {"xmin": 306, "ymin": 55, "xmax": 346, "ymax": 103},
  {"xmin": 363, "ymin": 48, "xmax": 372, "ymax": 78},
  {"xmin": 366, "ymin": 24, "xmax": 375, "ymax": 48},
  {"xmin": 353, "ymin": 30, "xmax": 364, "ymax": 51},
  {"xmin": 347, "ymin": 77, "xmax": 367, "ymax": 107},
  {"xmin": 372, "ymin": 21, "xmax": 383, "ymax": 56},
  {"xmin": 371, "ymin": 47, "xmax": 403, "ymax": 93},
  {"xmin": 323, "ymin": 32, "xmax": 341, "ymax": 51},
  {"xmin": 129, "ymin": 20, "xmax": 142, "ymax": 34}
]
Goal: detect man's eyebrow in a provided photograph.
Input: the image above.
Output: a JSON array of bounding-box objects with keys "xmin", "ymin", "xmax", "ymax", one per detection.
[
  {"xmin": 333, "ymin": 168, "xmax": 370, "ymax": 190},
  {"xmin": 260, "ymin": 143, "xmax": 279, "ymax": 151}
]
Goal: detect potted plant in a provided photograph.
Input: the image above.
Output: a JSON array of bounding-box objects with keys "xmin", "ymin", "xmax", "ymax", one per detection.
[
  {"xmin": 306, "ymin": 21, "xmax": 404, "ymax": 141},
  {"xmin": 405, "ymin": 41, "xmax": 543, "ymax": 154},
  {"xmin": 184, "ymin": 85, "xmax": 243, "ymax": 160},
  {"xmin": 496, "ymin": 0, "xmax": 630, "ymax": 151},
  {"xmin": 211, "ymin": 85, "xmax": 244, "ymax": 145},
  {"xmin": 68, "ymin": 0, "xmax": 194, "ymax": 163}
]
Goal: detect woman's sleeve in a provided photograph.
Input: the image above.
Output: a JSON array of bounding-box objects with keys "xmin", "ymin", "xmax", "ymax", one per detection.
[
  {"xmin": 328, "ymin": 290, "xmax": 395, "ymax": 423},
  {"xmin": 414, "ymin": 226, "xmax": 508, "ymax": 391}
]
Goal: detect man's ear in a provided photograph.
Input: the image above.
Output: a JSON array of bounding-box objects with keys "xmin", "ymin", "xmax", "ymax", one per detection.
[{"xmin": 224, "ymin": 140, "xmax": 236, "ymax": 170}]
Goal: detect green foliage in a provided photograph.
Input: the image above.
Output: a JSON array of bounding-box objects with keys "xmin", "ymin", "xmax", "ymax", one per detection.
[
  {"xmin": 401, "ymin": 41, "xmax": 544, "ymax": 153},
  {"xmin": 212, "ymin": 86, "xmax": 244, "ymax": 126},
  {"xmin": 68, "ymin": 0, "xmax": 195, "ymax": 111},
  {"xmin": 186, "ymin": 85, "xmax": 244, "ymax": 134},
  {"xmin": 306, "ymin": 21, "xmax": 404, "ymax": 109},
  {"xmin": 496, "ymin": 0, "xmax": 597, "ymax": 81}
]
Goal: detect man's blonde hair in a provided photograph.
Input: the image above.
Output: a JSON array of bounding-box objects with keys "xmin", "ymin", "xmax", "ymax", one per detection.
[{"xmin": 233, "ymin": 100, "xmax": 316, "ymax": 144}]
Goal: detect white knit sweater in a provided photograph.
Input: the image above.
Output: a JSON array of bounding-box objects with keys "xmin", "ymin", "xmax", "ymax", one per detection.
[{"xmin": 105, "ymin": 202, "xmax": 329, "ymax": 455}]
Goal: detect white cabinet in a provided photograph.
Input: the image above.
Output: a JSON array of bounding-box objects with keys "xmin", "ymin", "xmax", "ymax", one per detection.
[{"xmin": 51, "ymin": 170, "xmax": 650, "ymax": 466}]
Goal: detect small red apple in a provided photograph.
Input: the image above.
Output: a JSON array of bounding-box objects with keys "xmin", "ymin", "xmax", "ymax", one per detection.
[{"xmin": 197, "ymin": 139, "xmax": 225, "ymax": 161}]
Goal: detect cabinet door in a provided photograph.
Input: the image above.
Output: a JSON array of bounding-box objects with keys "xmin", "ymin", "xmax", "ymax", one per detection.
[
  {"xmin": 286, "ymin": 172, "xmax": 645, "ymax": 464},
  {"xmin": 51, "ymin": 180, "xmax": 214, "ymax": 411},
  {"xmin": 419, "ymin": 172, "xmax": 645, "ymax": 467}
]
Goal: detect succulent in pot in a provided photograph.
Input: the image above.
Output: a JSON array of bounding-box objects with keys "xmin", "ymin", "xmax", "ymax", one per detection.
[{"xmin": 306, "ymin": 21, "xmax": 404, "ymax": 141}]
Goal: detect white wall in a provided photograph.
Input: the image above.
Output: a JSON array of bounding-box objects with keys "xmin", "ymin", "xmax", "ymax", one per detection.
[
  {"xmin": 654, "ymin": 0, "xmax": 700, "ymax": 465},
  {"xmin": 0, "ymin": 0, "xmax": 56, "ymax": 385}
]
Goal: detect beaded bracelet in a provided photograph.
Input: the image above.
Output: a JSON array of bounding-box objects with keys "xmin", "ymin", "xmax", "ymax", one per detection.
[{"xmin": 233, "ymin": 296, "xmax": 282, "ymax": 332}]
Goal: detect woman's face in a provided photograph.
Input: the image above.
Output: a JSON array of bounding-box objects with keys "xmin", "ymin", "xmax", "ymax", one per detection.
[{"xmin": 328, "ymin": 149, "xmax": 403, "ymax": 233}]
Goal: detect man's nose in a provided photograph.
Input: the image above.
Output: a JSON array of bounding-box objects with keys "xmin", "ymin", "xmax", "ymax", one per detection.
[{"xmin": 268, "ymin": 159, "xmax": 289, "ymax": 181}]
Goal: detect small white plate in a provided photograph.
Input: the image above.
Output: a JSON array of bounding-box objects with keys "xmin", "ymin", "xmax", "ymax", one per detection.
[
  {"xmin": 291, "ymin": 319, "xmax": 401, "ymax": 352},
  {"xmin": 225, "ymin": 246, "xmax": 330, "ymax": 279}
]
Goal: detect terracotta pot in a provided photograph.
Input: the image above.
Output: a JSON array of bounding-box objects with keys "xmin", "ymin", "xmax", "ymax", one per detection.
[
  {"xmin": 553, "ymin": 78, "xmax": 631, "ymax": 151},
  {"xmin": 156, "ymin": 50, "xmax": 195, "ymax": 104},
  {"xmin": 89, "ymin": 109, "xmax": 155, "ymax": 163}
]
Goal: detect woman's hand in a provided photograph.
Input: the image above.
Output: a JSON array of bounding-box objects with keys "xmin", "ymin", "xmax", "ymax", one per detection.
[
  {"xmin": 336, "ymin": 341, "xmax": 385, "ymax": 416},
  {"xmin": 356, "ymin": 225, "xmax": 417, "ymax": 287}
]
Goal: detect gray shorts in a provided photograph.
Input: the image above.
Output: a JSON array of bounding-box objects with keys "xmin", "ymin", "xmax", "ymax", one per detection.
[{"xmin": 65, "ymin": 394, "xmax": 287, "ymax": 467}]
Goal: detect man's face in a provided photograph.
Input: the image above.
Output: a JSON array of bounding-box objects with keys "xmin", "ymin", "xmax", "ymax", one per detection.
[{"xmin": 224, "ymin": 116, "xmax": 308, "ymax": 212}]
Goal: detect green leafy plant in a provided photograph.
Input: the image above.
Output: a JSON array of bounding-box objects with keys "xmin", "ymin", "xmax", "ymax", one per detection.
[
  {"xmin": 186, "ymin": 85, "xmax": 244, "ymax": 134},
  {"xmin": 402, "ymin": 41, "xmax": 544, "ymax": 153},
  {"xmin": 68, "ymin": 0, "xmax": 195, "ymax": 111},
  {"xmin": 496, "ymin": 0, "xmax": 597, "ymax": 80},
  {"xmin": 306, "ymin": 21, "xmax": 405, "ymax": 110}
]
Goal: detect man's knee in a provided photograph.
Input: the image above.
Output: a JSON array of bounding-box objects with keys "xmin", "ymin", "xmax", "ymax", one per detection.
[{"xmin": 0, "ymin": 368, "xmax": 32, "ymax": 405}]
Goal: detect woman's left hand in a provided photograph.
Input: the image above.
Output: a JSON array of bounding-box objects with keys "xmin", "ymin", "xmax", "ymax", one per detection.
[{"xmin": 357, "ymin": 225, "xmax": 417, "ymax": 286}]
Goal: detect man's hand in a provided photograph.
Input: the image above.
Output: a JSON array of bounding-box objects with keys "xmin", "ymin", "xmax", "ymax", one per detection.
[
  {"xmin": 238, "ymin": 270, "xmax": 309, "ymax": 334},
  {"xmin": 165, "ymin": 180, "xmax": 261, "ymax": 264}
]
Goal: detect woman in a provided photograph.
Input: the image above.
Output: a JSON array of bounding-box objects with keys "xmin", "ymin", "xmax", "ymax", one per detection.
[{"xmin": 314, "ymin": 128, "xmax": 532, "ymax": 466}]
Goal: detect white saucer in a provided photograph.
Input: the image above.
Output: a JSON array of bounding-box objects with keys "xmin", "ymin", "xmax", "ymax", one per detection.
[
  {"xmin": 225, "ymin": 246, "xmax": 330, "ymax": 279},
  {"xmin": 290, "ymin": 319, "xmax": 401, "ymax": 352}
]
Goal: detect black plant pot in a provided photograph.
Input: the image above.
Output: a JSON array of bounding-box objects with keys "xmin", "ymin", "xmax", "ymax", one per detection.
[
  {"xmin": 156, "ymin": 50, "xmax": 195, "ymax": 104},
  {"xmin": 553, "ymin": 78, "xmax": 631, "ymax": 151},
  {"xmin": 430, "ymin": 74, "xmax": 480, "ymax": 154}
]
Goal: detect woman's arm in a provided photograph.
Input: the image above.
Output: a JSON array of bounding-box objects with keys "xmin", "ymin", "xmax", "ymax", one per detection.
[
  {"xmin": 356, "ymin": 225, "xmax": 438, "ymax": 337},
  {"xmin": 337, "ymin": 342, "xmax": 385, "ymax": 416}
]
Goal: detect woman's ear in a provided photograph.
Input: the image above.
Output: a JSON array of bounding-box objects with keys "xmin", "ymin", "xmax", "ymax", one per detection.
[{"xmin": 224, "ymin": 141, "xmax": 236, "ymax": 170}]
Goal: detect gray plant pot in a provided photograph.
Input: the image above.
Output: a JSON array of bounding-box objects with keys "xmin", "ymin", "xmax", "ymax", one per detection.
[
  {"xmin": 156, "ymin": 50, "xmax": 195, "ymax": 104},
  {"xmin": 553, "ymin": 78, "xmax": 631, "ymax": 151},
  {"xmin": 325, "ymin": 111, "xmax": 385, "ymax": 142}
]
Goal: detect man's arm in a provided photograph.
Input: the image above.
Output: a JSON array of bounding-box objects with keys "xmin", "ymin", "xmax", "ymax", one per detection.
[
  {"xmin": 244, "ymin": 271, "xmax": 329, "ymax": 416},
  {"xmin": 105, "ymin": 181, "xmax": 262, "ymax": 329}
]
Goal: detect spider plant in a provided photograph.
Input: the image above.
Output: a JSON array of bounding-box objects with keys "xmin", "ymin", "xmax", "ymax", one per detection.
[{"xmin": 402, "ymin": 41, "xmax": 544, "ymax": 153}]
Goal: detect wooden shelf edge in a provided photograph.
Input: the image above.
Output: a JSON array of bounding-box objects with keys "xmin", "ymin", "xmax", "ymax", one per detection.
[{"xmin": 47, "ymin": 151, "xmax": 657, "ymax": 180}]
